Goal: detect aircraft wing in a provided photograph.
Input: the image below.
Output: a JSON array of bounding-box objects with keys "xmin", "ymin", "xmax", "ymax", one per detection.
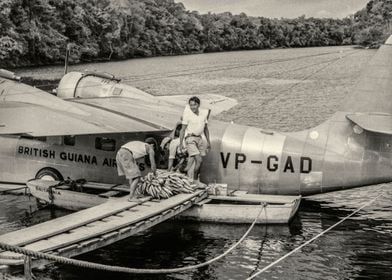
[
  {"xmin": 0, "ymin": 78, "xmax": 177, "ymax": 136},
  {"xmin": 68, "ymin": 97, "xmax": 183, "ymax": 131},
  {"xmin": 67, "ymin": 93, "xmax": 237, "ymax": 133},
  {"xmin": 0, "ymin": 101, "xmax": 175, "ymax": 136},
  {"xmin": 158, "ymin": 94, "xmax": 238, "ymax": 116},
  {"xmin": 0, "ymin": 70, "xmax": 238, "ymax": 137}
]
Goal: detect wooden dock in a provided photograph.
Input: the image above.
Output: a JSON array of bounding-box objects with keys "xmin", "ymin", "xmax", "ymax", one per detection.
[{"xmin": 0, "ymin": 190, "xmax": 207, "ymax": 268}]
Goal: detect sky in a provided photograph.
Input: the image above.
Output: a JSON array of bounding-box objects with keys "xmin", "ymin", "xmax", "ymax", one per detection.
[{"xmin": 179, "ymin": 0, "xmax": 370, "ymax": 19}]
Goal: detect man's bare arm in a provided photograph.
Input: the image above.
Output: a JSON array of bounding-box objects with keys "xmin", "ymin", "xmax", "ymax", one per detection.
[
  {"xmin": 179, "ymin": 124, "xmax": 187, "ymax": 148},
  {"xmin": 149, "ymin": 149, "xmax": 157, "ymax": 175},
  {"xmin": 168, "ymin": 158, "xmax": 174, "ymax": 171}
]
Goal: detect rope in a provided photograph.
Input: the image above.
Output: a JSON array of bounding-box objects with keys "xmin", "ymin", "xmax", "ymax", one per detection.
[
  {"xmin": 0, "ymin": 203, "xmax": 267, "ymax": 274},
  {"xmin": 246, "ymin": 193, "xmax": 384, "ymax": 280}
]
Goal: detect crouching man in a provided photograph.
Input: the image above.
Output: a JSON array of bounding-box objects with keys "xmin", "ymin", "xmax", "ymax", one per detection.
[{"xmin": 116, "ymin": 138, "xmax": 157, "ymax": 201}]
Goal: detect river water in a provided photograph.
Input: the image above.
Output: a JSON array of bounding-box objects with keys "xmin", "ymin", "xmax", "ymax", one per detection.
[{"xmin": 2, "ymin": 46, "xmax": 391, "ymax": 279}]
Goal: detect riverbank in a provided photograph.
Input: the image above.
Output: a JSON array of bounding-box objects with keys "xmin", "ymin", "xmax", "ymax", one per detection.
[{"xmin": 2, "ymin": 0, "xmax": 388, "ymax": 69}]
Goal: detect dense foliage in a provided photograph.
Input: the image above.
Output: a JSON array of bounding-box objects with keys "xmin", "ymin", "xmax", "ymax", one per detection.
[
  {"xmin": 352, "ymin": 0, "xmax": 392, "ymax": 47},
  {"xmin": 0, "ymin": 0, "xmax": 389, "ymax": 68}
]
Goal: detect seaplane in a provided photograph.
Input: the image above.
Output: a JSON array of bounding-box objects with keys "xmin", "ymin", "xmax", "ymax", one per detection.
[{"xmin": 0, "ymin": 35, "xmax": 391, "ymax": 224}]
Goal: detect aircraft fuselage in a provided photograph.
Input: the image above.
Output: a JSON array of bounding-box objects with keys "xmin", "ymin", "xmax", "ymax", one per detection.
[
  {"xmin": 1, "ymin": 110, "xmax": 391, "ymax": 196},
  {"xmin": 202, "ymin": 112, "xmax": 392, "ymax": 195}
]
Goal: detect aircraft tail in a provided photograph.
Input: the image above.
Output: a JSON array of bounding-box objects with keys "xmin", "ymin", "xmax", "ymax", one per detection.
[{"xmin": 342, "ymin": 35, "xmax": 392, "ymax": 114}]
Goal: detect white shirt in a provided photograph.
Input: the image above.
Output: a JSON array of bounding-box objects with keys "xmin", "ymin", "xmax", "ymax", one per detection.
[
  {"xmin": 121, "ymin": 141, "xmax": 147, "ymax": 159},
  {"xmin": 182, "ymin": 105, "xmax": 209, "ymax": 136}
]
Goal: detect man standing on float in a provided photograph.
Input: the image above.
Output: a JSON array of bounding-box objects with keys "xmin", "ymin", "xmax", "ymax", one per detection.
[{"xmin": 179, "ymin": 96, "xmax": 210, "ymax": 182}]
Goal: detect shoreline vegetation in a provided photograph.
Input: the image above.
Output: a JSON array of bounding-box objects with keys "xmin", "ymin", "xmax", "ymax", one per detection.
[{"xmin": 0, "ymin": 0, "xmax": 390, "ymax": 68}]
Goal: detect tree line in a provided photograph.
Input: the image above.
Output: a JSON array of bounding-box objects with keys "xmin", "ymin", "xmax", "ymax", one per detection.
[
  {"xmin": 0, "ymin": 0, "xmax": 390, "ymax": 68},
  {"xmin": 352, "ymin": 0, "xmax": 392, "ymax": 47}
]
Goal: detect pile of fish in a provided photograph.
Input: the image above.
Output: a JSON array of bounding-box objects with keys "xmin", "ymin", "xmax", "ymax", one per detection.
[{"xmin": 137, "ymin": 170, "xmax": 195, "ymax": 199}]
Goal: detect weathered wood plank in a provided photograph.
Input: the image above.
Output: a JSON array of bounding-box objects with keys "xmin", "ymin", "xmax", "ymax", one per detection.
[
  {"xmin": 12, "ymin": 191, "xmax": 206, "ymax": 254},
  {"xmin": 0, "ymin": 196, "xmax": 151, "ymax": 247},
  {"xmin": 0, "ymin": 190, "xmax": 206, "ymax": 263}
]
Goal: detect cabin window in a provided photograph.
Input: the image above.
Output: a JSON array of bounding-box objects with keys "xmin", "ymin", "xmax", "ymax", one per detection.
[
  {"xmin": 64, "ymin": 135, "xmax": 76, "ymax": 146},
  {"xmin": 95, "ymin": 137, "xmax": 116, "ymax": 151},
  {"xmin": 20, "ymin": 135, "xmax": 47, "ymax": 142}
]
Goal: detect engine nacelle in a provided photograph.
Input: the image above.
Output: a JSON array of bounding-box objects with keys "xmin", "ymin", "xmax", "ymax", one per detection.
[{"xmin": 56, "ymin": 71, "xmax": 154, "ymax": 101}]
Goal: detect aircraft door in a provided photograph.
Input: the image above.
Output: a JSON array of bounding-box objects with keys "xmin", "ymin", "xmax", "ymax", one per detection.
[
  {"xmin": 238, "ymin": 127, "xmax": 266, "ymax": 192},
  {"xmin": 218, "ymin": 124, "xmax": 248, "ymax": 191}
]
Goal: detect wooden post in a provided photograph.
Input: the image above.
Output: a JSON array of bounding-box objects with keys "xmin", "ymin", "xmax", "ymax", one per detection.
[{"xmin": 24, "ymin": 256, "xmax": 33, "ymax": 280}]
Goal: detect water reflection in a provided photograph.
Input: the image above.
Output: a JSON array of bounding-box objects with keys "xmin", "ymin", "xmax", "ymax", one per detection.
[{"xmin": 1, "ymin": 186, "xmax": 391, "ymax": 279}]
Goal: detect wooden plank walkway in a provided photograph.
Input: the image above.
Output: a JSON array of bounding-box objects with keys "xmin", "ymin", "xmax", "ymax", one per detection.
[{"xmin": 0, "ymin": 190, "xmax": 207, "ymax": 266}]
